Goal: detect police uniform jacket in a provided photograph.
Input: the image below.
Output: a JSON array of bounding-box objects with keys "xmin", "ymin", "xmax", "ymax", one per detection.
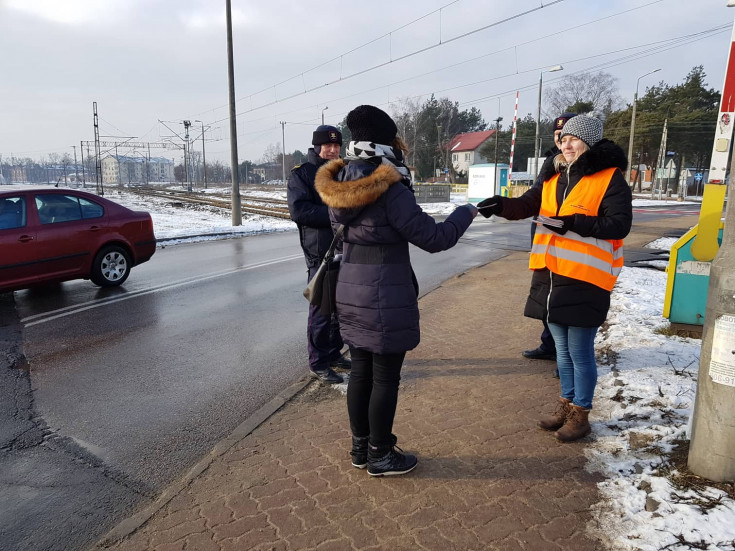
[{"xmin": 287, "ymin": 148, "xmax": 337, "ymax": 268}]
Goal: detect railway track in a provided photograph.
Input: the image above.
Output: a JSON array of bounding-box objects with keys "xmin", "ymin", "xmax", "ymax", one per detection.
[{"xmin": 128, "ymin": 188, "xmax": 292, "ymax": 220}]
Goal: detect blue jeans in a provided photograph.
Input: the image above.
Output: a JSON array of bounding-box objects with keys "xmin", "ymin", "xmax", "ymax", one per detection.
[{"xmin": 547, "ymin": 323, "xmax": 599, "ymax": 410}]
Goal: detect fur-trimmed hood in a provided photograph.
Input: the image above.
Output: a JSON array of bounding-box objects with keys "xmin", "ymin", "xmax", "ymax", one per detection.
[
  {"xmin": 315, "ymin": 159, "xmax": 402, "ymax": 209},
  {"xmin": 538, "ymin": 138, "xmax": 628, "ymax": 183}
]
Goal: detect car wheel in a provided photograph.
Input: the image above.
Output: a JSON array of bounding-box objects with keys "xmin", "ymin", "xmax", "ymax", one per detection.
[{"xmin": 91, "ymin": 245, "xmax": 131, "ymax": 287}]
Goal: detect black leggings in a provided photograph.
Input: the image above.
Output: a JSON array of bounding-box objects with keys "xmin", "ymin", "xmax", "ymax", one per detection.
[{"xmin": 347, "ymin": 347, "xmax": 406, "ymax": 448}]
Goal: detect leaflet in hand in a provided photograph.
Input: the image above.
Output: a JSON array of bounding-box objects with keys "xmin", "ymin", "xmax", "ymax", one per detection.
[{"xmin": 534, "ymin": 215, "xmax": 563, "ymax": 228}]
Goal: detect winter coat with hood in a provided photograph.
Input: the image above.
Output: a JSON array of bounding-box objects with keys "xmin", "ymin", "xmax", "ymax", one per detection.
[
  {"xmin": 315, "ymin": 158, "xmax": 474, "ymax": 354},
  {"xmin": 497, "ymin": 138, "xmax": 632, "ymax": 327},
  {"xmin": 287, "ymin": 148, "xmax": 338, "ymax": 268}
]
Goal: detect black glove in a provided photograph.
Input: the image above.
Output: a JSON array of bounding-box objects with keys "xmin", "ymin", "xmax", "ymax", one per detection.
[
  {"xmin": 543, "ymin": 215, "xmax": 575, "ymax": 235},
  {"xmin": 477, "ymin": 195, "xmax": 503, "ymax": 218}
]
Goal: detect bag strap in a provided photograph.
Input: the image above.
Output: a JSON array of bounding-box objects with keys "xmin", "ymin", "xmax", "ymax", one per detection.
[{"xmin": 322, "ymin": 225, "xmax": 344, "ymax": 263}]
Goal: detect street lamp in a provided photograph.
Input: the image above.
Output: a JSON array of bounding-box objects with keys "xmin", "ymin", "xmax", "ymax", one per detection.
[
  {"xmin": 436, "ymin": 124, "xmax": 442, "ymax": 181},
  {"xmin": 625, "ymin": 69, "xmax": 661, "ymax": 185},
  {"xmin": 494, "ymin": 117, "xmax": 503, "ymax": 192},
  {"xmin": 534, "ymin": 65, "xmax": 563, "ymax": 177},
  {"xmin": 321, "ymin": 106, "xmax": 328, "ymax": 125}
]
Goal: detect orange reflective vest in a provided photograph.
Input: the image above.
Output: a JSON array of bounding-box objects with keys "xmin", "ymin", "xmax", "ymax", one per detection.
[{"xmin": 530, "ymin": 167, "xmax": 624, "ymax": 292}]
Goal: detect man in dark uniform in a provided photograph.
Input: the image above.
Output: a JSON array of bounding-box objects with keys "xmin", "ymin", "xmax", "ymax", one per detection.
[
  {"xmin": 523, "ymin": 112, "xmax": 576, "ymax": 369},
  {"xmin": 287, "ymin": 125, "xmax": 350, "ymax": 384}
]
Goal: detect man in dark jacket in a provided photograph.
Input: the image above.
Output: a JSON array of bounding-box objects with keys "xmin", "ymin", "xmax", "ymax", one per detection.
[{"xmin": 287, "ymin": 125, "xmax": 350, "ymax": 384}]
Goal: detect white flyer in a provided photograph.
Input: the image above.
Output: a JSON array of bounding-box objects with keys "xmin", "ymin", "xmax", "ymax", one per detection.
[{"xmin": 709, "ymin": 314, "xmax": 735, "ymax": 387}]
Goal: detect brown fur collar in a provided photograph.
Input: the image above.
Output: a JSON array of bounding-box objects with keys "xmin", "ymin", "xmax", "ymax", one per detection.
[{"xmin": 315, "ymin": 159, "xmax": 402, "ymax": 209}]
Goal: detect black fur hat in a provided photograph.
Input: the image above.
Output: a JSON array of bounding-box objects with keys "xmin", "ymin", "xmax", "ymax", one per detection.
[
  {"xmin": 312, "ymin": 125, "xmax": 342, "ymax": 146},
  {"xmin": 345, "ymin": 105, "xmax": 398, "ymax": 144}
]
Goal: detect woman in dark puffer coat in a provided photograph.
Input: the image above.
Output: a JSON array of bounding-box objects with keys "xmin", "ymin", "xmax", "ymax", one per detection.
[
  {"xmin": 315, "ymin": 105, "xmax": 478, "ymax": 476},
  {"xmin": 478, "ymin": 115, "xmax": 632, "ymax": 443}
]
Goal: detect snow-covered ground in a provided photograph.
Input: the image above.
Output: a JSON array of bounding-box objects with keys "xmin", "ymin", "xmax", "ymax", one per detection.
[{"xmin": 4, "ymin": 182, "xmax": 731, "ymax": 548}]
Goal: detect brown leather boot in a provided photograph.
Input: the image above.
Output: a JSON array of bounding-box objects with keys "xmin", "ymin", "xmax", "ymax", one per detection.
[
  {"xmin": 554, "ymin": 404, "xmax": 591, "ymax": 442},
  {"xmin": 538, "ymin": 397, "xmax": 571, "ymax": 431}
]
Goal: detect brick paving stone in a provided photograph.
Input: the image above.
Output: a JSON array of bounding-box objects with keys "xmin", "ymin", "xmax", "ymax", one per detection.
[
  {"xmin": 223, "ymin": 492, "xmax": 259, "ymax": 519},
  {"xmin": 182, "ymin": 532, "xmax": 219, "ymax": 551},
  {"xmin": 149, "ymin": 517, "xmax": 207, "ymax": 548},
  {"xmin": 211, "ymin": 514, "xmax": 270, "ymax": 540},
  {"xmin": 108, "ymin": 217, "xmax": 702, "ymax": 551},
  {"xmin": 264, "ymin": 505, "xmax": 305, "ymax": 540},
  {"xmin": 336, "ymin": 516, "xmax": 379, "ymax": 548}
]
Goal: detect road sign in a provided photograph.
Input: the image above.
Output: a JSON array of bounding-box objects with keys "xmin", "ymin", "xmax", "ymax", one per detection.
[{"xmin": 695, "ymin": 173, "xmax": 704, "ymax": 182}]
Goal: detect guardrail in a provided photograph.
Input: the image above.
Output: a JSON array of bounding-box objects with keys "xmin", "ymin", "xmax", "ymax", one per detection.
[{"xmin": 413, "ymin": 184, "xmax": 451, "ymax": 203}]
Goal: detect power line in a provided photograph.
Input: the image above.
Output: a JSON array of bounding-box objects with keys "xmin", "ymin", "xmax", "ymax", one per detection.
[
  {"xmin": 204, "ymin": 1, "xmax": 565, "ymax": 126},
  {"xmin": 228, "ymin": 0, "xmax": 710, "ymax": 132}
]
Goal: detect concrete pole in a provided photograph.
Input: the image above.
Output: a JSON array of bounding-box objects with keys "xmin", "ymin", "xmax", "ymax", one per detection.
[
  {"xmin": 688, "ymin": 169, "xmax": 735, "ymax": 481},
  {"xmin": 281, "ymin": 121, "xmax": 286, "ymax": 186},
  {"xmin": 226, "ymin": 0, "xmax": 242, "ymax": 225},
  {"xmin": 687, "ymin": 3, "xmax": 735, "ymax": 481}
]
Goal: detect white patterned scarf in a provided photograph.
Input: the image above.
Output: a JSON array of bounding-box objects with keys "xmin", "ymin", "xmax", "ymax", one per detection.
[{"xmin": 345, "ymin": 141, "xmax": 413, "ymax": 191}]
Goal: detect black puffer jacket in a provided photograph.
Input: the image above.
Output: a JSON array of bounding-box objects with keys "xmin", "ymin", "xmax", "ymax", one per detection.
[
  {"xmin": 315, "ymin": 158, "xmax": 474, "ymax": 354},
  {"xmin": 498, "ymin": 139, "xmax": 632, "ymax": 327},
  {"xmin": 287, "ymin": 148, "xmax": 335, "ymax": 268}
]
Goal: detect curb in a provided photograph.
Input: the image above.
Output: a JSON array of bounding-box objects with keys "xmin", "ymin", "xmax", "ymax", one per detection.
[{"xmin": 95, "ymin": 374, "xmax": 315, "ymax": 548}]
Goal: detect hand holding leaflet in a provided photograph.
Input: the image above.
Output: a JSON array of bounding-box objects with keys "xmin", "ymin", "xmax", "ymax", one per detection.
[{"xmin": 535, "ymin": 215, "xmax": 564, "ymax": 228}]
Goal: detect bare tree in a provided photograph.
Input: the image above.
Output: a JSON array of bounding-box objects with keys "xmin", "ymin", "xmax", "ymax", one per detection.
[
  {"xmin": 545, "ymin": 71, "xmax": 623, "ymax": 118},
  {"xmin": 261, "ymin": 143, "xmax": 282, "ymax": 164}
]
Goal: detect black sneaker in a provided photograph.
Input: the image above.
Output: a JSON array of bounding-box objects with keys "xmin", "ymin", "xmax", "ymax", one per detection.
[
  {"xmin": 367, "ymin": 444, "xmax": 417, "ymax": 477},
  {"xmin": 330, "ymin": 355, "xmax": 352, "ymax": 371},
  {"xmin": 522, "ymin": 347, "xmax": 556, "ymax": 361},
  {"xmin": 310, "ymin": 368, "xmax": 343, "ymax": 384},
  {"xmin": 351, "ymin": 434, "xmax": 397, "ymax": 469}
]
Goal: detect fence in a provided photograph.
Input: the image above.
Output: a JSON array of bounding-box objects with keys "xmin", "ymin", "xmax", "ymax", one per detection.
[{"xmin": 413, "ymin": 184, "xmax": 451, "ymax": 203}]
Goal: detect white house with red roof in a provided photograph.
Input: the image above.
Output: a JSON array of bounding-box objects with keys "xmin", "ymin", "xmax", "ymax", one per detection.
[{"xmin": 448, "ymin": 130, "xmax": 496, "ymax": 175}]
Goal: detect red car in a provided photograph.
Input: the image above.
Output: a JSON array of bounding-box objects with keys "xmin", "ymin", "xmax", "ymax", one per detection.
[{"xmin": 0, "ymin": 188, "xmax": 156, "ymax": 292}]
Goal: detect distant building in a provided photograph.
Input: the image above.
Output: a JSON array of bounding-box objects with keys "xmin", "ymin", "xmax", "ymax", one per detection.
[
  {"xmin": 102, "ymin": 156, "xmax": 174, "ymax": 184},
  {"xmin": 449, "ymin": 131, "xmax": 496, "ymax": 175}
]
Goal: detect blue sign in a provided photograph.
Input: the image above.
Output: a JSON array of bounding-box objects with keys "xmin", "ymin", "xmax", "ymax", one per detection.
[{"xmin": 694, "ymin": 173, "xmax": 703, "ymax": 181}]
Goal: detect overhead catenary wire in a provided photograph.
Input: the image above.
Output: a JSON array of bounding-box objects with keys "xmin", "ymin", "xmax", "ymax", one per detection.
[
  {"xmin": 228, "ymin": 3, "xmax": 720, "ymax": 139},
  {"xmin": 227, "ymin": 23, "xmax": 726, "ymax": 145}
]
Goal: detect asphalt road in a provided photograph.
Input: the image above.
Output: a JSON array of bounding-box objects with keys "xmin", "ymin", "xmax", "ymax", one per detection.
[{"xmin": 0, "ymin": 203, "xmax": 698, "ymax": 551}]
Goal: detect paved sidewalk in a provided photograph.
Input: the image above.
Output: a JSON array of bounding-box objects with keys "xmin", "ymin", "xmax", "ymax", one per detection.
[{"xmin": 102, "ymin": 215, "xmax": 698, "ymax": 551}]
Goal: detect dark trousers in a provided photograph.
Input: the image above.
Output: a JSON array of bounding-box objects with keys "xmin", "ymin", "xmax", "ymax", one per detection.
[
  {"xmin": 347, "ymin": 347, "xmax": 406, "ymax": 448},
  {"xmin": 540, "ymin": 318, "xmax": 556, "ymax": 353},
  {"xmin": 307, "ymin": 266, "xmax": 343, "ymax": 372}
]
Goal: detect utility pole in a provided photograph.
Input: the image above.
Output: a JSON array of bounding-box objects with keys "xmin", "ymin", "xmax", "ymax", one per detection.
[
  {"xmin": 687, "ymin": 0, "xmax": 735, "ymax": 482},
  {"xmin": 652, "ymin": 118, "xmax": 668, "ymax": 199},
  {"xmin": 93, "ymin": 101, "xmax": 103, "ymax": 195},
  {"xmin": 281, "ymin": 121, "xmax": 286, "ymax": 186},
  {"xmin": 436, "ymin": 124, "xmax": 442, "ymax": 181},
  {"xmin": 115, "ymin": 144, "xmax": 121, "ymax": 186},
  {"xmin": 226, "ymin": 0, "xmax": 242, "ymax": 225},
  {"xmin": 183, "ymin": 120, "xmax": 192, "ymax": 192},
  {"xmin": 687, "ymin": 142, "xmax": 735, "ymax": 482},
  {"xmin": 72, "ymin": 145, "xmax": 78, "ymax": 185},
  {"xmin": 494, "ymin": 116, "xmax": 503, "ymax": 193},
  {"xmin": 199, "ymin": 121, "xmax": 207, "ymax": 188},
  {"xmin": 80, "ymin": 140, "xmax": 86, "ymax": 186}
]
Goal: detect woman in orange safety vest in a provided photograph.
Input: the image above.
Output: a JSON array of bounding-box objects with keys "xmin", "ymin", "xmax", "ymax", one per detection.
[{"xmin": 477, "ymin": 115, "xmax": 632, "ymax": 442}]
